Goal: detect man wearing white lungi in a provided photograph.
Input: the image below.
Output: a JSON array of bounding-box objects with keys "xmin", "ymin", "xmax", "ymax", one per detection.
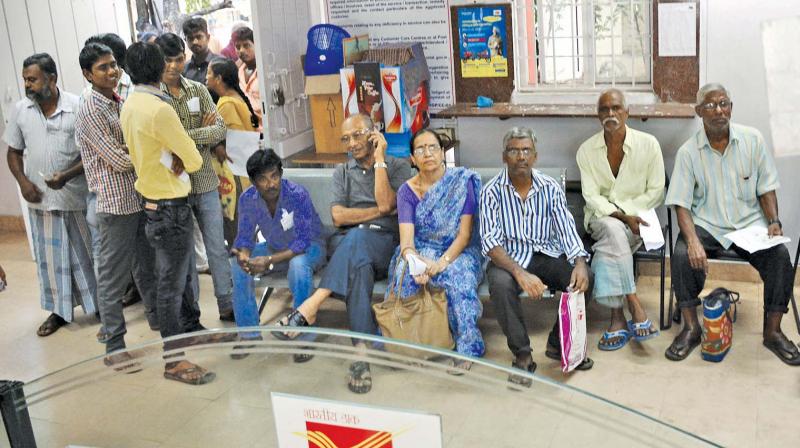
[
  {"xmin": 4, "ymin": 53, "xmax": 97, "ymax": 337},
  {"xmin": 576, "ymin": 89, "xmax": 664, "ymax": 351}
]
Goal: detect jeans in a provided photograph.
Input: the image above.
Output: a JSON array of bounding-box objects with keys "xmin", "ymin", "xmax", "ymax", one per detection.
[
  {"xmin": 96, "ymin": 211, "xmax": 156, "ymax": 353},
  {"xmin": 188, "ymin": 190, "xmax": 233, "ymax": 314},
  {"xmin": 231, "ymin": 241, "xmax": 326, "ymax": 338},
  {"xmin": 487, "ymin": 254, "xmax": 594, "ymax": 356},
  {"xmin": 144, "ymin": 203, "xmax": 197, "ymax": 352},
  {"xmin": 672, "ymin": 224, "xmax": 793, "ymax": 313}
]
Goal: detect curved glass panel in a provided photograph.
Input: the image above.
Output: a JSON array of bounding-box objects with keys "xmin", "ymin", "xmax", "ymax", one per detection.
[{"xmin": 2, "ymin": 327, "xmax": 719, "ymax": 447}]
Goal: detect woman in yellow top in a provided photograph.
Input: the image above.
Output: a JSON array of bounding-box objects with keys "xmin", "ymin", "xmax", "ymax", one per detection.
[{"xmin": 206, "ymin": 59, "xmax": 261, "ymax": 244}]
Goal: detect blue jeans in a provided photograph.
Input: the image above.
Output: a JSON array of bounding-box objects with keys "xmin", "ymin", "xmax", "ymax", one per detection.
[
  {"xmin": 189, "ymin": 190, "xmax": 233, "ymax": 313},
  {"xmin": 231, "ymin": 241, "xmax": 326, "ymax": 337}
]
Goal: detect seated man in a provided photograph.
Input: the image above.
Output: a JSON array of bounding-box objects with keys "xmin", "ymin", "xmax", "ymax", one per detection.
[
  {"xmin": 576, "ymin": 89, "xmax": 664, "ymax": 351},
  {"xmin": 230, "ymin": 149, "xmax": 327, "ymax": 361},
  {"xmin": 481, "ymin": 126, "xmax": 593, "ymax": 386},
  {"xmin": 275, "ymin": 113, "xmax": 414, "ymax": 394},
  {"xmin": 665, "ymin": 83, "xmax": 799, "ymax": 365}
]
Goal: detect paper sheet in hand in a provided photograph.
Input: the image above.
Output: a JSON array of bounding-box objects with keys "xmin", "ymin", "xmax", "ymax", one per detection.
[
  {"xmin": 405, "ymin": 253, "xmax": 428, "ymax": 276},
  {"xmin": 637, "ymin": 208, "xmax": 665, "ymax": 251},
  {"xmin": 225, "ymin": 130, "xmax": 260, "ymax": 177},
  {"xmin": 160, "ymin": 150, "xmax": 190, "ymax": 183},
  {"xmin": 724, "ymin": 226, "xmax": 790, "ymax": 253}
]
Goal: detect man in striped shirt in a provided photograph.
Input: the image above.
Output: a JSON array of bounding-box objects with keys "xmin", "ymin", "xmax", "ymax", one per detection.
[
  {"xmin": 481, "ymin": 127, "xmax": 593, "ymax": 381},
  {"xmin": 156, "ymin": 33, "xmax": 234, "ymax": 326},
  {"xmin": 665, "ymin": 83, "xmax": 798, "ymax": 365},
  {"xmin": 76, "ymin": 43, "xmax": 157, "ymax": 369}
]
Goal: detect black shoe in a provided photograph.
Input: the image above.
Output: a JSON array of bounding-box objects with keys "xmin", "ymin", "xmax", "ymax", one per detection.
[{"xmin": 219, "ymin": 309, "xmax": 235, "ymax": 322}]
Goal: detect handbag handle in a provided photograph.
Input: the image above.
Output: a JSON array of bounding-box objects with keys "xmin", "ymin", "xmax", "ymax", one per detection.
[{"xmin": 392, "ymin": 257, "xmax": 433, "ymax": 309}]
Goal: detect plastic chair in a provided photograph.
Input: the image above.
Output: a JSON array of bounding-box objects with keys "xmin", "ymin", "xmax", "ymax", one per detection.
[{"xmin": 305, "ymin": 24, "xmax": 350, "ymax": 76}]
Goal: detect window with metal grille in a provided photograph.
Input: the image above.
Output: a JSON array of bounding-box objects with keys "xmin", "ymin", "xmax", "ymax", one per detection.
[{"xmin": 515, "ymin": 0, "xmax": 653, "ymax": 91}]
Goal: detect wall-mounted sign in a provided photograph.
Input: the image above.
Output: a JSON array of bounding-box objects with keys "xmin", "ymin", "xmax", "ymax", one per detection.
[{"xmin": 458, "ymin": 7, "xmax": 509, "ymax": 78}]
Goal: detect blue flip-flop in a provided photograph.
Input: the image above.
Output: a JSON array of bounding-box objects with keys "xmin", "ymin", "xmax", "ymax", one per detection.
[
  {"xmin": 627, "ymin": 319, "xmax": 660, "ymax": 342},
  {"xmin": 598, "ymin": 328, "xmax": 630, "ymax": 351}
]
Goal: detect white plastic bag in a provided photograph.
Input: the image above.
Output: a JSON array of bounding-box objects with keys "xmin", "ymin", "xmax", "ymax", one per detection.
[{"xmin": 558, "ymin": 290, "xmax": 587, "ymax": 373}]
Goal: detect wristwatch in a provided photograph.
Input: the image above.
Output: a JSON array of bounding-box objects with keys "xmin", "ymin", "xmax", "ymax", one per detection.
[
  {"xmin": 374, "ymin": 161, "xmax": 388, "ymax": 169},
  {"xmin": 267, "ymin": 255, "xmax": 274, "ymax": 271},
  {"xmin": 768, "ymin": 218, "xmax": 782, "ymax": 229},
  {"xmin": 442, "ymin": 254, "xmax": 452, "ymax": 264}
]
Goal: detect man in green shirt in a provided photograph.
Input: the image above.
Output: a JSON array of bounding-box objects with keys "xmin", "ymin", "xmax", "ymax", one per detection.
[{"xmin": 665, "ymin": 83, "xmax": 798, "ymax": 365}]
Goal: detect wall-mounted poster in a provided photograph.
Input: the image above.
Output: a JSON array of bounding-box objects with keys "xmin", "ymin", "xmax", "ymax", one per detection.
[{"xmin": 458, "ymin": 6, "xmax": 509, "ymax": 78}]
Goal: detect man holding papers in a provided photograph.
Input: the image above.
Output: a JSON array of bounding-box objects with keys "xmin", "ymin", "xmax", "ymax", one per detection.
[
  {"xmin": 665, "ymin": 83, "xmax": 798, "ymax": 365},
  {"xmin": 577, "ymin": 89, "xmax": 665, "ymax": 351}
]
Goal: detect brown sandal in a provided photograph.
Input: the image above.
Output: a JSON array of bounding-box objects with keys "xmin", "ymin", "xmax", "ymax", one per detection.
[
  {"xmin": 103, "ymin": 352, "xmax": 142, "ymax": 374},
  {"xmin": 163, "ymin": 361, "xmax": 216, "ymax": 385},
  {"xmin": 37, "ymin": 313, "xmax": 66, "ymax": 337}
]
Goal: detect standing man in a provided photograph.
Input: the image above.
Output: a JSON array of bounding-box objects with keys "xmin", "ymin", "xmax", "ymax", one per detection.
[
  {"xmin": 182, "ymin": 17, "xmax": 224, "ymax": 87},
  {"xmin": 576, "ymin": 89, "xmax": 664, "ymax": 351},
  {"xmin": 155, "ymin": 33, "xmax": 234, "ymax": 324},
  {"xmin": 230, "ymin": 149, "xmax": 327, "ymax": 361},
  {"xmin": 121, "ymin": 42, "xmax": 214, "ymax": 385},
  {"xmin": 481, "ymin": 127, "xmax": 593, "ymax": 386},
  {"xmin": 233, "ymin": 27, "xmax": 262, "ymax": 128},
  {"xmin": 76, "ymin": 42, "xmax": 158, "ymax": 366},
  {"xmin": 274, "ymin": 114, "xmax": 414, "ymax": 394},
  {"xmin": 665, "ymin": 83, "xmax": 799, "ymax": 365},
  {"xmin": 4, "ymin": 53, "xmax": 97, "ymax": 337}
]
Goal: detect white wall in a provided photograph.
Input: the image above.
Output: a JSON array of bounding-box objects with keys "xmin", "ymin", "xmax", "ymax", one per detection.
[{"xmin": 0, "ymin": 0, "xmax": 131, "ymax": 217}]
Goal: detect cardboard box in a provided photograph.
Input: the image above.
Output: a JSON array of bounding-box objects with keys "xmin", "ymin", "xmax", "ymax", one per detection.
[
  {"xmin": 340, "ymin": 43, "xmax": 431, "ymax": 157},
  {"xmin": 305, "ymin": 74, "xmax": 346, "ymax": 153}
]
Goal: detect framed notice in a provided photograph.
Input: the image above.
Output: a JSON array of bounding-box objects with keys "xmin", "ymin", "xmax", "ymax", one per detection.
[
  {"xmin": 271, "ymin": 393, "xmax": 443, "ymax": 447},
  {"xmin": 458, "ymin": 6, "xmax": 509, "ymax": 78}
]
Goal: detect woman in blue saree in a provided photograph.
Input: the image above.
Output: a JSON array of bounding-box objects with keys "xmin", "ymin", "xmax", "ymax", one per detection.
[{"xmin": 385, "ymin": 129, "xmax": 484, "ymax": 370}]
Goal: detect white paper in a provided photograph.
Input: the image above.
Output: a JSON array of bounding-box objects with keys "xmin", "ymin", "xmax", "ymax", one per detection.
[
  {"xmin": 404, "ymin": 253, "xmax": 428, "ymax": 276},
  {"xmin": 225, "ymin": 130, "xmax": 261, "ymax": 177},
  {"xmin": 658, "ymin": 3, "xmax": 696, "ymax": 57},
  {"xmin": 762, "ymin": 17, "xmax": 800, "ymax": 158},
  {"xmin": 637, "ymin": 208, "xmax": 665, "ymax": 251},
  {"xmin": 724, "ymin": 226, "xmax": 791, "ymax": 254},
  {"xmin": 159, "ymin": 150, "xmax": 190, "ymax": 183},
  {"xmin": 187, "ymin": 97, "xmax": 200, "ymax": 113},
  {"xmin": 280, "ymin": 208, "xmax": 294, "ymax": 231}
]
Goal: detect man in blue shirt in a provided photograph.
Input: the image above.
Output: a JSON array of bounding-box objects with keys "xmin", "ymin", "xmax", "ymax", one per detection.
[{"xmin": 230, "ymin": 149, "xmax": 327, "ymax": 360}]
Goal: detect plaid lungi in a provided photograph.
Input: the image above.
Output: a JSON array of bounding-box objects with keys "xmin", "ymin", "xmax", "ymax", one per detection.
[{"xmin": 28, "ymin": 209, "xmax": 97, "ymax": 321}]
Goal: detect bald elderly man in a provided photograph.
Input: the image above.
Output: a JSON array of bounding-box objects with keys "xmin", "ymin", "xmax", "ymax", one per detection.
[{"xmin": 577, "ymin": 89, "xmax": 664, "ymax": 351}]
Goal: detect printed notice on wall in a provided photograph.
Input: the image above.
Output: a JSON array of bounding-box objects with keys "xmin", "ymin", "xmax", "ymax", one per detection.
[
  {"xmin": 657, "ymin": 3, "xmax": 696, "ymax": 57},
  {"xmin": 326, "ymin": 0, "xmax": 454, "ymax": 112},
  {"xmin": 271, "ymin": 392, "xmax": 443, "ymax": 447},
  {"xmin": 762, "ymin": 16, "xmax": 800, "ymax": 158},
  {"xmin": 458, "ymin": 7, "xmax": 509, "ymax": 78}
]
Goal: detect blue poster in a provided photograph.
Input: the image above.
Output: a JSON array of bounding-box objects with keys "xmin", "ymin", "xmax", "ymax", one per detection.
[{"xmin": 458, "ymin": 6, "xmax": 509, "ymax": 78}]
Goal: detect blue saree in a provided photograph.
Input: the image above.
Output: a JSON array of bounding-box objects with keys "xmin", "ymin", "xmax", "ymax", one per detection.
[{"xmin": 385, "ymin": 167, "xmax": 485, "ymax": 357}]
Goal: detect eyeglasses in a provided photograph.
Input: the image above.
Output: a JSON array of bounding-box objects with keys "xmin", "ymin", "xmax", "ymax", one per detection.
[
  {"xmin": 412, "ymin": 144, "xmax": 442, "ymax": 156},
  {"xmin": 340, "ymin": 129, "xmax": 371, "ymax": 145},
  {"xmin": 505, "ymin": 148, "xmax": 534, "ymax": 157},
  {"xmin": 700, "ymin": 99, "xmax": 732, "ymax": 111}
]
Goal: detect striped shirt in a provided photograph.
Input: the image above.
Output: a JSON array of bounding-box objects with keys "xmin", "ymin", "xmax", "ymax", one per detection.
[
  {"xmin": 2, "ymin": 91, "xmax": 88, "ymax": 211},
  {"xmin": 76, "ymin": 89, "xmax": 140, "ymax": 215},
  {"xmin": 160, "ymin": 77, "xmax": 226, "ymax": 194},
  {"xmin": 666, "ymin": 123, "xmax": 779, "ymax": 249},
  {"xmin": 480, "ymin": 168, "xmax": 588, "ymax": 268}
]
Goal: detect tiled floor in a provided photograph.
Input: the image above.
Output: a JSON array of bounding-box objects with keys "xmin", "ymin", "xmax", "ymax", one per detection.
[{"xmin": 0, "ymin": 230, "xmax": 798, "ymax": 447}]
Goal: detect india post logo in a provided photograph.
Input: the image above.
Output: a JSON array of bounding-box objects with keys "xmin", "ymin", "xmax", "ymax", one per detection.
[{"xmin": 296, "ymin": 421, "xmax": 393, "ymax": 447}]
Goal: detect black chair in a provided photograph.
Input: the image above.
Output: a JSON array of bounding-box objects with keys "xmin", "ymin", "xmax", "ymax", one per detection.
[
  {"xmin": 565, "ymin": 182, "xmax": 672, "ymax": 328},
  {"xmin": 664, "ymin": 229, "xmax": 800, "ymax": 334}
]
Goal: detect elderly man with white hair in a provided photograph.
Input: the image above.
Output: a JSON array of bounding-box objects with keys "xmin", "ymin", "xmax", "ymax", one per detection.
[
  {"xmin": 577, "ymin": 88, "xmax": 665, "ymax": 352},
  {"xmin": 665, "ymin": 83, "xmax": 798, "ymax": 365}
]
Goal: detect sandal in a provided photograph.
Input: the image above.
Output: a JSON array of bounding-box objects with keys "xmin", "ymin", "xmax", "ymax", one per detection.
[
  {"xmin": 37, "ymin": 313, "xmax": 66, "ymax": 337},
  {"xmin": 508, "ymin": 360, "xmax": 537, "ymax": 387},
  {"xmin": 598, "ymin": 329, "xmax": 631, "ymax": 351},
  {"xmin": 545, "ymin": 344, "xmax": 594, "ymax": 370},
  {"xmin": 664, "ymin": 329, "xmax": 701, "ymax": 361},
  {"xmin": 347, "ymin": 361, "xmax": 372, "ymax": 394},
  {"xmin": 163, "ymin": 361, "xmax": 216, "ymax": 385},
  {"xmin": 763, "ymin": 334, "xmax": 800, "ymax": 366},
  {"xmin": 293, "ymin": 350, "xmax": 315, "ymax": 364},
  {"xmin": 272, "ymin": 309, "xmax": 309, "ymax": 341},
  {"xmin": 103, "ymin": 352, "xmax": 142, "ymax": 374},
  {"xmin": 627, "ymin": 319, "xmax": 660, "ymax": 342},
  {"xmin": 447, "ymin": 359, "xmax": 473, "ymax": 376}
]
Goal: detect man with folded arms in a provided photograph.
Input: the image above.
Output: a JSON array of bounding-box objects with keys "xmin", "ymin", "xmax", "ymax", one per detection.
[
  {"xmin": 120, "ymin": 42, "xmax": 214, "ymax": 385},
  {"xmin": 665, "ymin": 83, "xmax": 798, "ymax": 365},
  {"xmin": 577, "ymin": 89, "xmax": 664, "ymax": 351}
]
